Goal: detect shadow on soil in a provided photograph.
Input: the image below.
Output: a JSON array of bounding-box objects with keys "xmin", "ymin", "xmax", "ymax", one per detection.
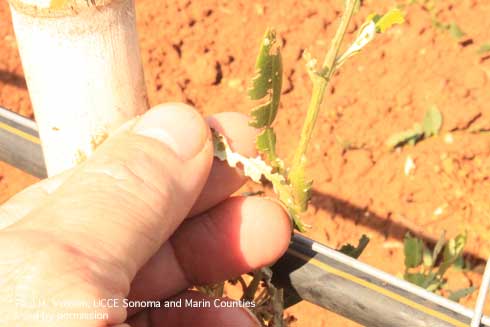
[
  {"xmin": 311, "ymin": 188, "xmax": 487, "ymax": 268},
  {"xmin": 0, "ymin": 69, "xmax": 27, "ymax": 89}
]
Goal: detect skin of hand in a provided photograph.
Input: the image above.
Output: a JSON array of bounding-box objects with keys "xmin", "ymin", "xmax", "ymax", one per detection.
[{"xmin": 0, "ymin": 103, "xmax": 292, "ymax": 327}]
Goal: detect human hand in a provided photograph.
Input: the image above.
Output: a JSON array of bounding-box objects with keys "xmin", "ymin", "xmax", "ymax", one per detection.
[{"xmin": 0, "ymin": 103, "xmax": 291, "ymax": 326}]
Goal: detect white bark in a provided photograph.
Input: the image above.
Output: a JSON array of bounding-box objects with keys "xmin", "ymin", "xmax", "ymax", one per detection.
[{"xmin": 9, "ymin": 0, "xmax": 148, "ymax": 176}]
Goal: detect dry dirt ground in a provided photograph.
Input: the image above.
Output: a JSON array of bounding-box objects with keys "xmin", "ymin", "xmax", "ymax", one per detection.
[{"xmin": 1, "ymin": 0, "xmax": 490, "ymax": 326}]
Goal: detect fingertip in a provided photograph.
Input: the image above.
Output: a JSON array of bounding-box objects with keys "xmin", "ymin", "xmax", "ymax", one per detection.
[
  {"xmin": 238, "ymin": 197, "xmax": 292, "ymax": 267},
  {"xmin": 206, "ymin": 112, "xmax": 258, "ymax": 157}
]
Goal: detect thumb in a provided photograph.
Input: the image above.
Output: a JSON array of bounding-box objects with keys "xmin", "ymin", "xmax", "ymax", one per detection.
[{"xmin": 14, "ymin": 103, "xmax": 213, "ymax": 280}]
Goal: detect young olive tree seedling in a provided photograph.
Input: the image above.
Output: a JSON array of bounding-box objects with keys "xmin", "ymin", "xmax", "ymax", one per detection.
[
  {"xmin": 210, "ymin": 2, "xmax": 405, "ymax": 325},
  {"xmin": 214, "ymin": 1, "xmax": 405, "ymax": 232}
]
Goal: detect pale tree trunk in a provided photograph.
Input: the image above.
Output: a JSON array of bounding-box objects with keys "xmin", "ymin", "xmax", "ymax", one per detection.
[{"xmin": 8, "ymin": 0, "xmax": 148, "ymax": 176}]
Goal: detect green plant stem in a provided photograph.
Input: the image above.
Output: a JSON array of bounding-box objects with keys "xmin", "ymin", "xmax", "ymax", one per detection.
[
  {"xmin": 242, "ymin": 270, "xmax": 263, "ymax": 301},
  {"xmin": 290, "ymin": 0, "xmax": 358, "ymax": 169}
]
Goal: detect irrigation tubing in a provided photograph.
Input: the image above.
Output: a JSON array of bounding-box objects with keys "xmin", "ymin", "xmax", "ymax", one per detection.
[{"xmin": 1, "ymin": 105, "xmax": 489, "ymax": 327}]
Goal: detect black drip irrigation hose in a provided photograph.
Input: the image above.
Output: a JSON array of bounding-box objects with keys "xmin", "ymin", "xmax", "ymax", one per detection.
[{"xmin": 0, "ymin": 105, "xmax": 489, "ymax": 327}]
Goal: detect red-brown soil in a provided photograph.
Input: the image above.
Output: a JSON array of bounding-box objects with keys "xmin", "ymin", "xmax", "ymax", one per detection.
[{"xmin": 1, "ymin": 0, "xmax": 489, "ymax": 326}]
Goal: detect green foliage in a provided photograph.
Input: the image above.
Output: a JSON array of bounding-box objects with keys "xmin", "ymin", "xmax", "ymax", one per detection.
[
  {"xmin": 448, "ymin": 287, "xmax": 475, "ymax": 302},
  {"xmin": 249, "ymin": 29, "xmax": 283, "ymax": 126},
  {"xmin": 386, "ymin": 106, "xmax": 442, "ymax": 149},
  {"xmin": 214, "ymin": 5, "xmax": 404, "ymax": 233},
  {"xmin": 477, "ymin": 43, "xmax": 490, "ymax": 54},
  {"xmin": 386, "ymin": 123, "xmax": 424, "ymax": 149},
  {"xmin": 402, "ymin": 232, "xmax": 474, "ymax": 302},
  {"xmin": 249, "ymin": 29, "xmax": 284, "ymax": 172},
  {"xmin": 340, "ymin": 235, "xmax": 370, "ymax": 259},
  {"xmin": 336, "ymin": 9, "xmax": 405, "ymax": 68},
  {"xmin": 422, "ymin": 106, "xmax": 443, "ymax": 137},
  {"xmin": 371, "ymin": 8, "xmax": 405, "ymax": 33},
  {"xmin": 448, "ymin": 23, "xmax": 465, "ymax": 39},
  {"xmin": 404, "ymin": 233, "xmax": 424, "ymax": 268}
]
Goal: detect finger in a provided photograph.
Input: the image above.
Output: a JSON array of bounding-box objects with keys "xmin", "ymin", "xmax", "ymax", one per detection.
[
  {"xmin": 0, "ymin": 169, "xmax": 73, "ymax": 228},
  {"xmin": 0, "ymin": 118, "xmax": 136, "ymax": 225},
  {"xmin": 189, "ymin": 112, "xmax": 258, "ymax": 216},
  {"xmin": 127, "ymin": 291, "xmax": 259, "ymax": 327},
  {"xmin": 127, "ymin": 196, "xmax": 291, "ymax": 306},
  {"xmin": 10, "ymin": 102, "xmax": 214, "ymax": 284},
  {"xmin": 0, "ymin": 112, "xmax": 256, "ymax": 225}
]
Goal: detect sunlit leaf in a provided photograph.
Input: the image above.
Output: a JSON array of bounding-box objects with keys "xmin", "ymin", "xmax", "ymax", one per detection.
[
  {"xmin": 339, "ymin": 235, "xmax": 370, "ymax": 259},
  {"xmin": 438, "ymin": 232, "xmax": 467, "ymax": 276},
  {"xmin": 249, "ymin": 29, "xmax": 283, "ymax": 128},
  {"xmin": 372, "ymin": 8, "xmax": 405, "ymax": 33},
  {"xmin": 423, "ymin": 106, "xmax": 443, "ymax": 137},
  {"xmin": 336, "ymin": 8, "xmax": 404, "ymax": 69},
  {"xmin": 386, "ymin": 124, "xmax": 424, "ymax": 149}
]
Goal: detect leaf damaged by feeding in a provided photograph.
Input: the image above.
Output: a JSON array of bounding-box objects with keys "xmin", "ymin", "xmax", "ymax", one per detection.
[
  {"xmin": 249, "ymin": 29, "xmax": 285, "ymax": 172},
  {"xmin": 249, "ymin": 29, "xmax": 283, "ymax": 128},
  {"xmin": 336, "ymin": 8, "xmax": 405, "ymax": 69},
  {"xmin": 256, "ymin": 127, "xmax": 284, "ymax": 171},
  {"xmin": 212, "ymin": 129, "xmax": 306, "ymax": 231}
]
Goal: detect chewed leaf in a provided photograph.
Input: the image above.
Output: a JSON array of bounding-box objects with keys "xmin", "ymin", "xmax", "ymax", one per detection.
[
  {"xmin": 339, "ymin": 235, "xmax": 370, "ymax": 259},
  {"xmin": 249, "ymin": 29, "xmax": 283, "ymax": 128},
  {"xmin": 288, "ymin": 155, "xmax": 312, "ymax": 213},
  {"xmin": 213, "ymin": 130, "xmax": 306, "ymax": 231},
  {"xmin": 372, "ymin": 8, "xmax": 405, "ymax": 33},
  {"xmin": 336, "ymin": 8, "xmax": 404, "ymax": 69},
  {"xmin": 423, "ymin": 106, "xmax": 443, "ymax": 137},
  {"xmin": 256, "ymin": 127, "xmax": 284, "ymax": 171}
]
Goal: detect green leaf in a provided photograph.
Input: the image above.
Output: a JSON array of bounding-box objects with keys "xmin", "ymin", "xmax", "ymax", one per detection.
[
  {"xmin": 336, "ymin": 8, "xmax": 404, "ymax": 69},
  {"xmin": 386, "ymin": 124, "xmax": 424, "ymax": 149},
  {"xmin": 249, "ymin": 29, "xmax": 283, "ymax": 128},
  {"xmin": 404, "ymin": 272, "xmax": 432, "ymax": 288},
  {"xmin": 477, "ymin": 43, "xmax": 490, "ymax": 55},
  {"xmin": 423, "ymin": 244, "xmax": 433, "ymax": 267},
  {"xmin": 372, "ymin": 8, "xmax": 405, "ymax": 33},
  {"xmin": 423, "ymin": 106, "xmax": 443, "ymax": 138},
  {"xmin": 438, "ymin": 232, "xmax": 467, "ymax": 276},
  {"xmin": 213, "ymin": 130, "xmax": 306, "ymax": 231},
  {"xmin": 449, "ymin": 23, "xmax": 465, "ymax": 39},
  {"xmin": 432, "ymin": 19, "xmax": 449, "ymax": 31},
  {"xmin": 432, "ymin": 230, "xmax": 446, "ymax": 265},
  {"xmin": 256, "ymin": 127, "xmax": 284, "ymax": 171},
  {"xmin": 404, "ymin": 233, "xmax": 424, "ymax": 269},
  {"xmin": 288, "ymin": 156, "xmax": 312, "ymax": 213},
  {"xmin": 432, "ymin": 231, "xmax": 446, "ymax": 263},
  {"xmin": 448, "ymin": 287, "xmax": 475, "ymax": 302},
  {"xmin": 339, "ymin": 235, "xmax": 370, "ymax": 259}
]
